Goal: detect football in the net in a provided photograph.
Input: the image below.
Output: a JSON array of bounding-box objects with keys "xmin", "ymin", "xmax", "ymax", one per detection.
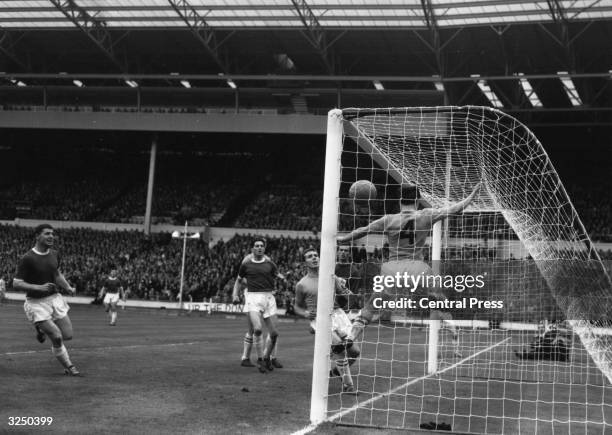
[{"xmin": 349, "ymin": 180, "xmax": 377, "ymax": 200}]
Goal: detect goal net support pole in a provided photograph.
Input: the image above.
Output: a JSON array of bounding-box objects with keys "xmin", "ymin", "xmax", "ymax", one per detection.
[
  {"xmin": 428, "ymin": 152, "xmax": 452, "ymax": 374},
  {"xmin": 428, "ymin": 220, "xmax": 442, "ymax": 374}
]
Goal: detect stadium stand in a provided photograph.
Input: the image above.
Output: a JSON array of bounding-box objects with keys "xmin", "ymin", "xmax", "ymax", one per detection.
[
  {"xmin": 1, "ymin": 141, "xmax": 608, "ymax": 239},
  {"xmin": 231, "ymin": 185, "xmax": 322, "ymax": 231},
  {"xmin": 0, "ymin": 225, "xmax": 318, "ymax": 305}
]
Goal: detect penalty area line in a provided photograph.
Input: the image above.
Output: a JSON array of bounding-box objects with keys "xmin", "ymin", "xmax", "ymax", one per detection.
[
  {"xmin": 2, "ymin": 340, "xmax": 211, "ymax": 356},
  {"xmin": 291, "ymin": 336, "xmax": 512, "ymax": 435}
]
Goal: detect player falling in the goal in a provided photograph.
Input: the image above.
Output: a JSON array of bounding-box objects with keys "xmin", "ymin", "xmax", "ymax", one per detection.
[
  {"xmin": 294, "ymin": 248, "xmax": 360, "ymax": 394},
  {"xmin": 98, "ymin": 268, "xmax": 125, "ymax": 326},
  {"xmin": 337, "ymin": 183, "xmax": 481, "ymax": 351}
]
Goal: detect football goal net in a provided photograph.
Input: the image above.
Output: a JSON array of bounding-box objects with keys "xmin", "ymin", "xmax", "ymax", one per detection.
[{"xmin": 311, "ymin": 106, "xmax": 612, "ymax": 434}]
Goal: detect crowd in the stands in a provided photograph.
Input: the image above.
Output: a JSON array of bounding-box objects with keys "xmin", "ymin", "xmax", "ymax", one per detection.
[
  {"xmin": 232, "ymin": 185, "xmax": 322, "ymax": 232},
  {"xmin": 0, "ymin": 143, "xmax": 610, "ymax": 241},
  {"xmin": 0, "ymin": 225, "xmax": 319, "ymax": 306}
]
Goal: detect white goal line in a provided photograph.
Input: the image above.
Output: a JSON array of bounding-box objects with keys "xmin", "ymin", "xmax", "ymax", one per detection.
[{"xmin": 292, "ymin": 336, "xmax": 512, "ymax": 435}]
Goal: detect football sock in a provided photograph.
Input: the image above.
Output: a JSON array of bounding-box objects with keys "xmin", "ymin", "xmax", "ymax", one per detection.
[
  {"xmin": 242, "ymin": 333, "xmax": 253, "ymax": 360},
  {"xmin": 271, "ymin": 339, "xmax": 277, "ymax": 359},
  {"xmin": 110, "ymin": 311, "xmax": 117, "ymax": 324},
  {"xmin": 263, "ymin": 334, "xmax": 278, "ymax": 359},
  {"xmin": 336, "ymin": 358, "xmax": 353, "ymax": 387},
  {"xmin": 254, "ymin": 333, "xmax": 264, "ymax": 359},
  {"xmin": 52, "ymin": 344, "xmax": 73, "ymax": 369},
  {"xmin": 264, "ymin": 335, "xmax": 278, "ymax": 359}
]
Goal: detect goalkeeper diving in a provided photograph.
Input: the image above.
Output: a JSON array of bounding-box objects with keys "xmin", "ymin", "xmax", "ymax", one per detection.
[{"xmin": 337, "ymin": 182, "xmax": 481, "ymax": 344}]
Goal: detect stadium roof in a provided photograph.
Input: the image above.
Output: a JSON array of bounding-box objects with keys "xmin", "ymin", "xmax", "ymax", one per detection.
[
  {"xmin": 0, "ymin": 1, "xmax": 611, "ymax": 127},
  {"xmin": 2, "ymin": 0, "xmax": 612, "ymax": 29}
]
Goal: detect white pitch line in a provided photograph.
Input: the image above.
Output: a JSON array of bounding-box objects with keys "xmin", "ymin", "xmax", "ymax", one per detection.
[
  {"xmin": 291, "ymin": 337, "xmax": 512, "ymax": 435},
  {"xmin": 2, "ymin": 340, "xmax": 210, "ymax": 356}
]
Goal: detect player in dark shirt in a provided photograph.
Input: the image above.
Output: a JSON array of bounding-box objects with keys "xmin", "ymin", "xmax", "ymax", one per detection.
[
  {"xmin": 235, "ymin": 251, "xmax": 281, "ymax": 368},
  {"xmin": 232, "ymin": 238, "xmax": 286, "ymax": 373},
  {"xmin": 13, "ymin": 224, "xmax": 80, "ymax": 376},
  {"xmin": 98, "ymin": 268, "xmax": 125, "ymax": 326}
]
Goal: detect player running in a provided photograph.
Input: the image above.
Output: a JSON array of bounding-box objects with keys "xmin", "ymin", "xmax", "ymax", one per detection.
[
  {"xmin": 232, "ymin": 238, "xmax": 285, "ymax": 373},
  {"xmin": 98, "ymin": 268, "xmax": 125, "ymax": 326},
  {"xmin": 12, "ymin": 224, "xmax": 80, "ymax": 376},
  {"xmin": 337, "ymin": 183, "xmax": 481, "ymax": 345},
  {"xmin": 294, "ymin": 248, "xmax": 360, "ymax": 394}
]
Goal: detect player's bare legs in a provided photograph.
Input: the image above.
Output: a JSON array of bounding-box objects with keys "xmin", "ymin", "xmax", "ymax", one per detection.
[
  {"xmin": 241, "ymin": 318, "xmax": 255, "ymax": 367},
  {"xmin": 248, "ymin": 311, "xmax": 268, "ymax": 373},
  {"xmin": 54, "ymin": 315, "xmax": 74, "ymax": 340},
  {"xmin": 331, "ymin": 347, "xmax": 359, "ymax": 395},
  {"xmin": 109, "ymin": 301, "xmax": 118, "ymax": 325},
  {"xmin": 267, "ymin": 333, "xmax": 282, "ymax": 368},
  {"xmin": 262, "ymin": 314, "xmax": 280, "ymax": 370},
  {"xmin": 34, "ymin": 323, "xmax": 46, "ymax": 343},
  {"xmin": 346, "ymin": 291, "xmax": 382, "ymax": 344},
  {"xmin": 37, "ymin": 317, "xmax": 79, "ymax": 375}
]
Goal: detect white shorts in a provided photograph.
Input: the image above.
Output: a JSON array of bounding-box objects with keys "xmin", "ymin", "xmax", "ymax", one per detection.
[
  {"xmin": 104, "ymin": 293, "xmax": 120, "ymax": 305},
  {"xmin": 24, "ymin": 294, "xmax": 69, "ymax": 324},
  {"xmin": 244, "ymin": 291, "xmax": 277, "ymax": 318},
  {"xmin": 380, "ymin": 259, "xmax": 434, "ymax": 296},
  {"xmin": 310, "ymin": 308, "xmax": 352, "ymax": 346}
]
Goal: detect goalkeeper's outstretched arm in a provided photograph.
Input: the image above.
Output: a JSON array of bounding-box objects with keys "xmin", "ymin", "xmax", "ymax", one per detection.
[
  {"xmin": 337, "ymin": 215, "xmax": 388, "ymax": 243},
  {"xmin": 424, "ymin": 182, "xmax": 481, "ymax": 224}
]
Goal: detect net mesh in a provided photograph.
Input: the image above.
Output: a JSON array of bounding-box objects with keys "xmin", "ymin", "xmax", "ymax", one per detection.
[{"xmin": 325, "ymin": 106, "xmax": 612, "ymax": 434}]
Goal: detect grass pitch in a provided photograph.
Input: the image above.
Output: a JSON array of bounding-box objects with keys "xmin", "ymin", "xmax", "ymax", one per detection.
[
  {"xmin": 2, "ymin": 301, "xmax": 611, "ymax": 435},
  {"xmin": 2, "ymin": 302, "xmax": 316, "ymax": 435}
]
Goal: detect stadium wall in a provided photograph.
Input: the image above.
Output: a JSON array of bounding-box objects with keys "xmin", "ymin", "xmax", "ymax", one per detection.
[
  {"xmin": 209, "ymin": 227, "xmax": 318, "ymax": 244},
  {"xmin": 0, "ymin": 111, "xmax": 326, "ymax": 134},
  {"xmin": 0, "ymin": 219, "xmax": 209, "ymax": 240},
  {"xmin": 3, "ymin": 292, "xmax": 286, "ymax": 315}
]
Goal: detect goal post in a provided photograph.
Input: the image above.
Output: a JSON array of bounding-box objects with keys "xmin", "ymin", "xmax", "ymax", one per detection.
[
  {"xmin": 311, "ymin": 106, "xmax": 612, "ymax": 434},
  {"xmin": 310, "ymin": 109, "xmax": 344, "ymax": 424}
]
